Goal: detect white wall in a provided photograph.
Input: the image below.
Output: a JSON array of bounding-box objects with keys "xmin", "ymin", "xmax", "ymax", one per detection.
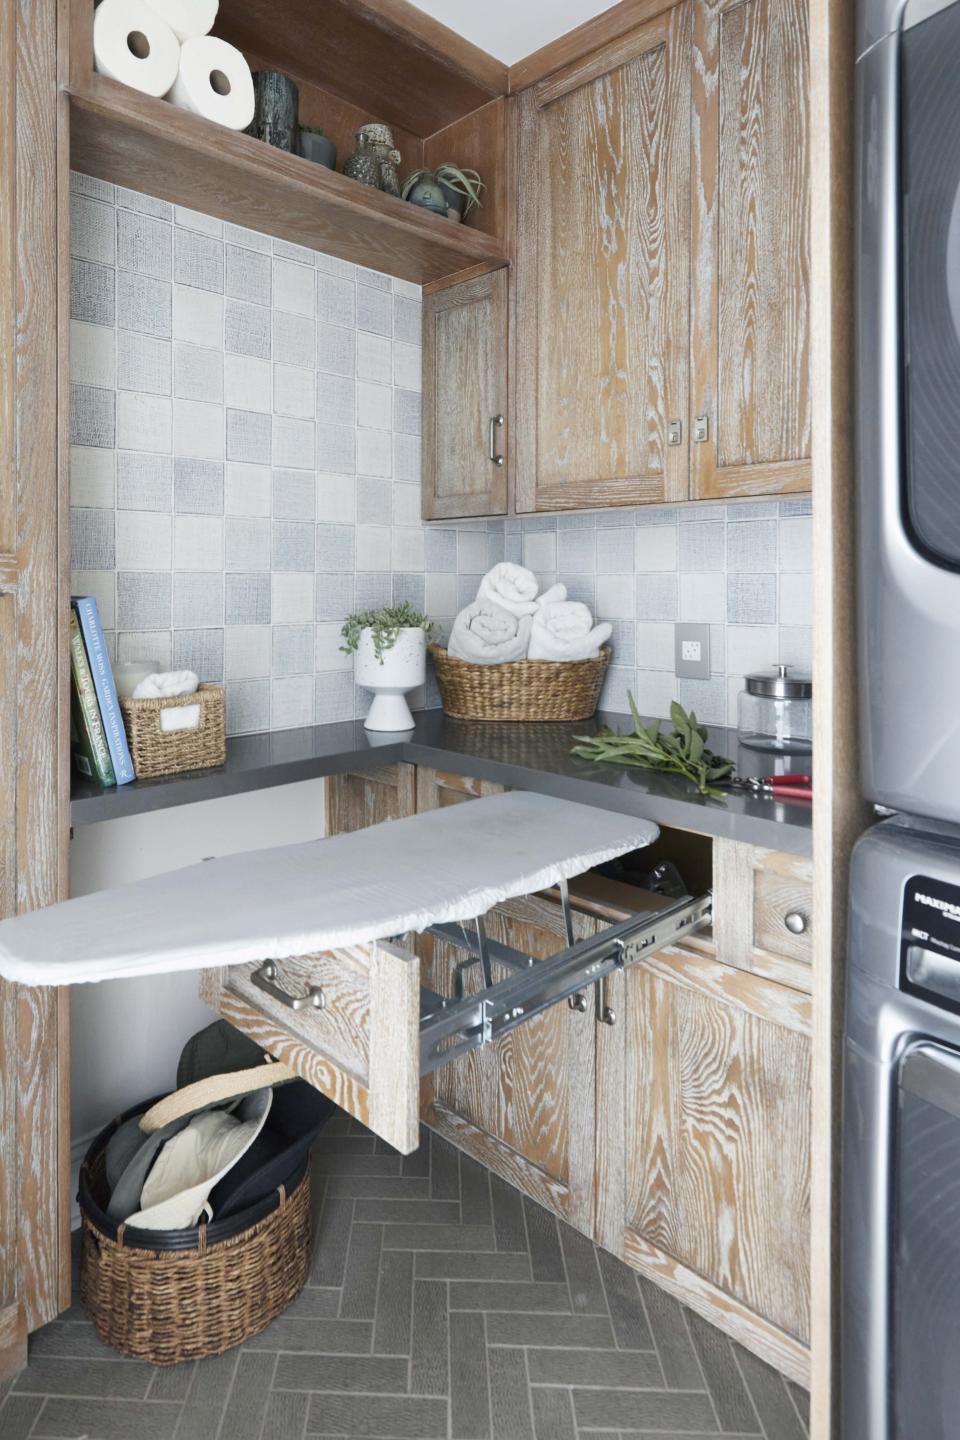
[{"xmin": 69, "ymin": 777, "xmax": 327, "ymax": 1150}]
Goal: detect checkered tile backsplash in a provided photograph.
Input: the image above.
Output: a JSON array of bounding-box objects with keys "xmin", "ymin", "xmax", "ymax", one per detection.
[{"xmin": 69, "ymin": 173, "xmax": 813, "ymax": 736}]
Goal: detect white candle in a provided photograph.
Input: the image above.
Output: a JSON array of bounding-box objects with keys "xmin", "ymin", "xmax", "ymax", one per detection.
[{"xmin": 114, "ymin": 661, "xmax": 160, "ymax": 698}]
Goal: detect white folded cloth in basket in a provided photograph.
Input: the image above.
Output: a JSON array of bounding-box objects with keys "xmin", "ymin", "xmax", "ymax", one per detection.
[
  {"xmin": 448, "ymin": 601, "xmax": 532, "ymax": 665},
  {"xmin": 132, "ymin": 669, "xmax": 199, "ymax": 700},
  {"xmin": 527, "ymin": 601, "xmax": 612, "ymax": 662},
  {"xmin": 477, "ymin": 563, "xmax": 540, "ymax": 618},
  {"xmin": 535, "ymin": 582, "xmax": 567, "ymax": 609}
]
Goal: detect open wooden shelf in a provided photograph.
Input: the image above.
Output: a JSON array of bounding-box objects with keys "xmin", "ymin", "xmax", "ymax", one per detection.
[{"xmin": 67, "ymin": 72, "xmax": 510, "ymax": 286}]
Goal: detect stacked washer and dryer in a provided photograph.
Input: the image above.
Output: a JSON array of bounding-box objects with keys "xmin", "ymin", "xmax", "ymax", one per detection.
[{"xmin": 846, "ymin": 1, "xmax": 960, "ymax": 1436}]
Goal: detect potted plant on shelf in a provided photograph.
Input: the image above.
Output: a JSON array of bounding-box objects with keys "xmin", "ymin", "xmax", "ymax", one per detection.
[
  {"xmin": 340, "ymin": 603, "xmax": 436, "ymax": 732},
  {"xmin": 298, "ymin": 124, "xmax": 337, "ymax": 169},
  {"xmin": 401, "ymin": 163, "xmax": 485, "ymax": 222}
]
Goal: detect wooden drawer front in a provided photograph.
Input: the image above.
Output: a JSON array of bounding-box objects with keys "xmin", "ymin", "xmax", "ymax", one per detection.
[
  {"xmin": 325, "ymin": 764, "xmax": 416, "ymax": 837},
  {"xmin": 753, "ymin": 857, "xmax": 813, "ymax": 966},
  {"xmin": 199, "ymin": 941, "xmax": 420, "ymax": 1154}
]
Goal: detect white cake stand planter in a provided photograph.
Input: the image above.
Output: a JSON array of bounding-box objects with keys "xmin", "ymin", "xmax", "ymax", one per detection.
[{"xmin": 355, "ymin": 626, "xmax": 426, "ymax": 732}]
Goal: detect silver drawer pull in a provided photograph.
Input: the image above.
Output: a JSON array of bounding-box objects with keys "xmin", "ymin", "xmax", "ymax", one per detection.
[
  {"xmin": 784, "ymin": 911, "xmax": 808, "ymax": 936},
  {"xmin": 252, "ymin": 960, "xmax": 325, "ymax": 1011},
  {"xmin": 489, "ymin": 414, "xmax": 504, "ymax": 466}
]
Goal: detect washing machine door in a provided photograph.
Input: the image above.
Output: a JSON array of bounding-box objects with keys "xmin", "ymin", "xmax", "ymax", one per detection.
[{"xmin": 894, "ymin": 1042, "xmax": 960, "ymax": 1439}]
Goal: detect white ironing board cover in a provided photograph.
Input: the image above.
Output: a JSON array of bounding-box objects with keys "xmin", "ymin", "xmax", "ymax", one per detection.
[{"xmin": 0, "ymin": 791, "xmax": 658, "ymax": 987}]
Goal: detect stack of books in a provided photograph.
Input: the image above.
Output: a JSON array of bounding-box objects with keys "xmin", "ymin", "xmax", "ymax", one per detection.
[{"xmin": 69, "ymin": 596, "xmax": 135, "ymax": 788}]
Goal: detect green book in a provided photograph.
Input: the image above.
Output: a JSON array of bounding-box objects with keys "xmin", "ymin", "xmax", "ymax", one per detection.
[{"xmin": 69, "ymin": 608, "xmax": 115, "ymax": 787}]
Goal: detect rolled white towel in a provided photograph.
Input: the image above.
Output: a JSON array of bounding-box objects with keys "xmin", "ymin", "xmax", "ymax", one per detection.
[
  {"xmin": 527, "ymin": 601, "xmax": 612, "ymax": 662},
  {"xmin": 477, "ymin": 562, "xmax": 540, "ymax": 618},
  {"xmin": 536, "ymin": 582, "xmax": 567, "ymax": 609},
  {"xmin": 133, "ymin": 669, "xmax": 199, "ymax": 700},
  {"xmin": 448, "ymin": 602, "xmax": 533, "ymax": 665}
]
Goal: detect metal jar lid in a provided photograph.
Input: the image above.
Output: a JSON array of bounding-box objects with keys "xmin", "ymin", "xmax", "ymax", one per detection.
[{"xmin": 744, "ymin": 664, "xmax": 812, "ymax": 699}]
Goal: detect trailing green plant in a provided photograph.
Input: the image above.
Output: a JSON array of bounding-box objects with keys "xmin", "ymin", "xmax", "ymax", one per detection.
[
  {"xmin": 299, "ymin": 124, "xmax": 326, "ymax": 136},
  {"xmin": 401, "ymin": 162, "xmax": 485, "ymax": 214},
  {"xmin": 340, "ymin": 603, "xmax": 436, "ymax": 664},
  {"xmin": 571, "ymin": 696, "xmax": 735, "ymax": 798}
]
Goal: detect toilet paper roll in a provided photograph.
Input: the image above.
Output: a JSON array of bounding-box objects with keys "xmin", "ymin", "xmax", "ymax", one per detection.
[
  {"xmin": 141, "ymin": 0, "xmax": 218, "ymax": 43},
  {"xmin": 93, "ymin": 0, "xmax": 181, "ymax": 98},
  {"xmin": 167, "ymin": 35, "xmax": 255, "ymax": 130}
]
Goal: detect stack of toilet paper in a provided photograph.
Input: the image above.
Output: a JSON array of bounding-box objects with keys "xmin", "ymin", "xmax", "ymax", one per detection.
[{"xmin": 94, "ymin": 0, "xmax": 254, "ymax": 129}]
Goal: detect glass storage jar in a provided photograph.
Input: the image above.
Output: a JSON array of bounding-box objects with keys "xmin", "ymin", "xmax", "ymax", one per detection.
[{"xmin": 737, "ymin": 665, "xmax": 812, "ymax": 754}]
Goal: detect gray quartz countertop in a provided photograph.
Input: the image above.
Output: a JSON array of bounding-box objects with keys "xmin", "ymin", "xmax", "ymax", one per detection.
[{"xmin": 71, "ymin": 709, "xmax": 813, "ymax": 855}]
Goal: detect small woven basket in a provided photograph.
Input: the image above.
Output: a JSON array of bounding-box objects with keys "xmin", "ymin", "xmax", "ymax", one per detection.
[
  {"xmin": 430, "ymin": 644, "xmax": 610, "ymax": 722},
  {"xmin": 119, "ymin": 684, "xmax": 226, "ymax": 779},
  {"xmin": 79, "ymin": 1132, "xmax": 311, "ymax": 1366}
]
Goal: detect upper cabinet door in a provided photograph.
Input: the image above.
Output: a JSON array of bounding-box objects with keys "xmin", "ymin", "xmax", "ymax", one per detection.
[
  {"xmin": 515, "ymin": 5, "xmax": 692, "ymax": 513},
  {"xmin": 422, "ymin": 269, "xmax": 509, "ymax": 520},
  {"xmin": 690, "ymin": 0, "xmax": 811, "ymax": 499}
]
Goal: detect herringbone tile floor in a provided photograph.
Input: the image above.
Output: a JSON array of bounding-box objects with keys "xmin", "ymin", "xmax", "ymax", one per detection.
[{"xmin": 1, "ymin": 1115, "xmax": 810, "ymax": 1440}]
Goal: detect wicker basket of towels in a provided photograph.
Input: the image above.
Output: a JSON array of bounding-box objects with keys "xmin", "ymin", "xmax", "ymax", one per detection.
[
  {"xmin": 119, "ymin": 684, "xmax": 226, "ymax": 778},
  {"xmin": 430, "ymin": 644, "xmax": 610, "ymax": 722}
]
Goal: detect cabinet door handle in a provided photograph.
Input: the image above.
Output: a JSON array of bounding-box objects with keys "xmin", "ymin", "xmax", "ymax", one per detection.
[
  {"xmin": 595, "ymin": 975, "xmax": 616, "ymax": 1027},
  {"xmin": 693, "ymin": 415, "xmax": 709, "ymax": 444},
  {"xmin": 489, "ymin": 414, "xmax": 505, "ymax": 466},
  {"xmin": 252, "ymin": 960, "xmax": 325, "ymax": 1011},
  {"xmin": 784, "ymin": 911, "xmax": 808, "ymax": 936}
]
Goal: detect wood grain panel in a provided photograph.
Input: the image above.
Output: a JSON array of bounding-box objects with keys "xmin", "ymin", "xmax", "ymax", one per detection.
[
  {"xmin": 753, "ymin": 856, "xmax": 812, "ymax": 965},
  {"xmin": 422, "ymin": 98, "xmax": 508, "ymax": 244},
  {"xmin": 621, "ymin": 1230, "xmax": 811, "ymax": 1386},
  {"xmin": 508, "ymin": 0, "xmax": 688, "ymax": 91},
  {"xmin": 215, "ymin": 0, "xmax": 507, "ymax": 139},
  {"xmin": 808, "ymin": 0, "xmax": 864, "ymax": 1429},
  {"xmin": 199, "ymin": 972, "xmax": 373, "ymax": 1131},
  {"xmin": 422, "ymin": 270, "xmax": 509, "ymax": 520},
  {"xmin": 620, "ymin": 956, "xmax": 811, "ymax": 1345},
  {"xmin": 325, "ymin": 763, "xmax": 417, "ymax": 836},
  {"xmin": 0, "ymin": 1301, "xmax": 26, "ymax": 1384},
  {"xmin": 515, "ymin": 5, "xmax": 690, "ymax": 512},
  {"xmin": 11, "ymin": 0, "xmax": 70, "ymax": 1337},
  {"xmin": 226, "ymin": 950, "xmax": 376, "ymax": 1077},
  {"xmin": 424, "ymin": 1101, "xmax": 577, "ymax": 1219},
  {"xmin": 68, "ymin": 76, "xmax": 509, "ymax": 287},
  {"xmin": 690, "ymin": 0, "xmax": 811, "ymax": 499}
]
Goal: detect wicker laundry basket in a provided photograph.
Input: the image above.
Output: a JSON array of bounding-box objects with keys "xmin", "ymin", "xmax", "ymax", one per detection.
[
  {"xmin": 119, "ymin": 684, "xmax": 226, "ymax": 779},
  {"xmin": 78, "ymin": 1106, "xmax": 311, "ymax": 1365},
  {"xmin": 430, "ymin": 644, "xmax": 609, "ymax": 722}
]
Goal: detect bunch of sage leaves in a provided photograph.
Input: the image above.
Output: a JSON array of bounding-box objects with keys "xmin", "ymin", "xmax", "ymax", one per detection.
[{"xmin": 572, "ymin": 696, "xmax": 735, "ymax": 798}]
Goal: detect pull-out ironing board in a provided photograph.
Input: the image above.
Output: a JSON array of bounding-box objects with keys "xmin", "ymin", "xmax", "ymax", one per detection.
[{"xmin": 0, "ymin": 792, "xmax": 712, "ymax": 1151}]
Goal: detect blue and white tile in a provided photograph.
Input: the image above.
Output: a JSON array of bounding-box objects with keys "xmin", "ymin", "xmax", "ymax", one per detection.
[
  {"xmin": 224, "ymin": 624, "xmax": 271, "ymax": 679},
  {"xmin": 273, "ymin": 572, "xmax": 315, "ymax": 625},
  {"xmin": 71, "ymin": 321, "xmax": 116, "ymax": 391},
  {"xmin": 315, "ymin": 523, "xmax": 355, "ymax": 573},
  {"xmin": 273, "ymin": 469, "xmax": 315, "ymax": 522},
  {"xmin": 174, "ymin": 398, "xmax": 224, "ymax": 461},
  {"xmin": 316, "ymin": 423, "xmax": 356, "ymax": 475},
  {"xmin": 226, "ymin": 243, "xmax": 272, "ymax": 306},
  {"xmin": 726, "ymin": 520, "xmax": 778, "ymax": 573},
  {"xmin": 726, "ymin": 625, "xmax": 779, "ymax": 677},
  {"xmin": 225, "ymin": 573, "xmax": 271, "ymax": 626},
  {"xmin": 317, "ymin": 273, "xmax": 356, "ymax": 329},
  {"xmin": 70, "ymin": 508, "xmax": 115, "ymax": 570},
  {"xmin": 357, "ymin": 330, "xmax": 392, "ymax": 384},
  {"xmin": 117, "ymin": 629, "xmax": 171, "ymax": 668},
  {"xmin": 727, "ymin": 573, "xmax": 778, "ymax": 625},
  {"xmin": 678, "ymin": 676, "xmax": 726, "ymax": 726},
  {"xmin": 273, "ymin": 416, "xmax": 315, "ymax": 470},
  {"xmin": 274, "ymin": 364, "xmax": 315, "ymax": 420},
  {"xmin": 635, "ymin": 525, "xmax": 679, "ymax": 572},
  {"xmin": 392, "ymin": 483, "xmax": 421, "ymax": 528},
  {"xmin": 224, "ymin": 353, "xmax": 272, "ymax": 413},
  {"xmin": 272, "ymin": 623, "xmax": 314, "ymax": 675},
  {"xmin": 393, "ymin": 433, "xmax": 420, "ymax": 483},
  {"xmin": 274, "ymin": 310, "xmax": 316, "ymax": 369},
  {"xmin": 174, "ymin": 515, "xmax": 223, "ymax": 571},
  {"xmin": 116, "ymin": 452, "xmax": 170, "ymax": 513},
  {"xmin": 632, "ymin": 669, "xmax": 677, "ymax": 721},
  {"xmin": 72, "ymin": 259, "xmax": 116, "ymax": 327},
  {"xmin": 779, "ymin": 571, "xmax": 813, "ymax": 627},
  {"xmin": 315, "ymin": 671, "xmax": 355, "ymax": 724},
  {"xmin": 393, "ymin": 342, "xmax": 421, "ymax": 391},
  {"xmin": 357, "ymin": 285, "xmax": 392, "ymax": 337},
  {"xmin": 315, "ymin": 622, "xmax": 352, "ymax": 671},
  {"xmin": 225, "ymin": 463, "xmax": 271, "ymax": 518},
  {"xmin": 173, "ymin": 286, "xmax": 223, "ymax": 348},
  {"xmin": 116, "ymin": 511, "xmax": 171, "ymax": 571},
  {"xmin": 70, "ymin": 385, "xmax": 116, "ymax": 449},
  {"xmin": 226, "ymin": 408, "xmax": 271, "ymax": 465},
  {"xmin": 174, "ymin": 628, "xmax": 224, "ymax": 683},
  {"xmin": 316, "ymin": 473, "xmax": 355, "ymax": 525},
  {"xmin": 634, "ymin": 621, "xmax": 675, "ymax": 671},
  {"xmin": 357, "ymin": 427, "xmax": 392, "ymax": 479},
  {"xmin": 173, "ymin": 457, "xmax": 223, "ymax": 515},
  {"xmin": 72, "ymin": 446, "xmax": 116, "ymax": 508},
  {"xmin": 677, "ymin": 521, "xmax": 723, "ymax": 572},
  {"xmin": 356, "ymin": 524, "xmax": 392, "ymax": 572},
  {"xmin": 779, "ymin": 625, "xmax": 813, "ymax": 671},
  {"xmin": 174, "ymin": 342, "xmax": 223, "ymax": 404},
  {"xmin": 523, "ymin": 531, "xmax": 557, "ymax": 574},
  {"xmin": 226, "ymin": 678, "xmax": 270, "ymax": 735},
  {"xmin": 596, "ymin": 574, "xmax": 635, "ymax": 620},
  {"xmin": 70, "ymin": 570, "xmax": 115, "ymax": 629},
  {"xmin": 635, "ymin": 574, "xmax": 678, "ymax": 622},
  {"xmin": 117, "ymin": 391, "xmax": 170, "ymax": 453},
  {"xmin": 271, "ymin": 674, "xmax": 314, "ymax": 730},
  {"xmin": 273, "ymin": 258, "xmax": 314, "ymax": 317},
  {"xmin": 118, "ymin": 210, "xmax": 171, "ymax": 280},
  {"xmin": 393, "ymin": 295, "xmax": 421, "ymax": 345},
  {"xmin": 225, "ymin": 299, "xmax": 271, "ymax": 359},
  {"xmin": 118, "ymin": 330, "xmax": 171, "ymax": 395},
  {"xmin": 174, "ymin": 228, "xmax": 224, "ymax": 292},
  {"xmin": 779, "ymin": 516, "xmax": 812, "ymax": 571},
  {"xmin": 173, "ymin": 571, "xmax": 223, "ymax": 627},
  {"xmin": 272, "ymin": 521, "xmax": 315, "ymax": 572},
  {"xmin": 393, "ymin": 526, "xmax": 425, "ymax": 573},
  {"xmin": 357, "ymin": 381, "xmax": 392, "ymax": 431},
  {"xmin": 116, "ymin": 571, "xmax": 171, "ymax": 630},
  {"xmin": 71, "ymin": 194, "xmax": 116, "ymax": 265},
  {"xmin": 680, "ymin": 572, "xmax": 725, "ymax": 624},
  {"xmin": 596, "ymin": 527, "xmax": 635, "ymax": 574}
]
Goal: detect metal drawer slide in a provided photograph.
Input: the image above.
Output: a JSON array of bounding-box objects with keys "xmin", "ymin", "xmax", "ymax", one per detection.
[{"xmin": 419, "ymin": 889, "xmax": 713, "ymax": 1074}]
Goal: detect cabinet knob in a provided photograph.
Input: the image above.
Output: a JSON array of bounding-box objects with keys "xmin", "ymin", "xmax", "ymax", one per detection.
[
  {"xmin": 693, "ymin": 414, "xmax": 709, "ymax": 444},
  {"xmin": 784, "ymin": 911, "xmax": 808, "ymax": 936},
  {"xmin": 568, "ymin": 992, "xmax": 588, "ymax": 1013},
  {"xmin": 489, "ymin": 414, "xmax": 505, "ymax": 466}
]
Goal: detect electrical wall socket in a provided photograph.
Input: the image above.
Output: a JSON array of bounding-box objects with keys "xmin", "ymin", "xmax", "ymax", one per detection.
[{"xmin": 674, "ymin": 622, "xmax": 711, "ymax": 679}]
